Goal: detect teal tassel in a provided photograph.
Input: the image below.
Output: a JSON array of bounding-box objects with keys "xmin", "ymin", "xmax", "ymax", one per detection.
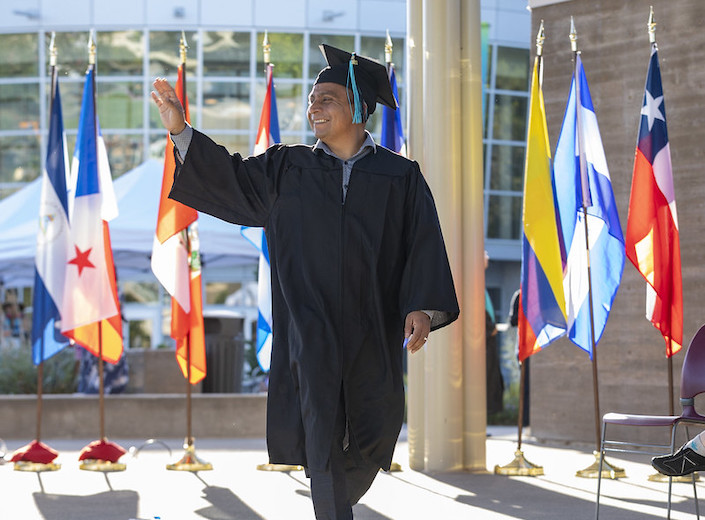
[{"xmin": 347, "ymin": 55, "xmax": 363, "ymax": 123}]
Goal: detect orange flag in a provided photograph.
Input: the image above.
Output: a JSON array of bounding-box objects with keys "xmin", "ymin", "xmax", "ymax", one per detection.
[{"xmin": 151, "ymin": 64, "xmax": 206, "ymax": 383}]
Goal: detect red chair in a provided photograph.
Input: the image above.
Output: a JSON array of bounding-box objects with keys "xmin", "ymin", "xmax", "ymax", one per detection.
[{"xmin": 595, "ymin": 324, "xmax": 705, "ymax": 519}]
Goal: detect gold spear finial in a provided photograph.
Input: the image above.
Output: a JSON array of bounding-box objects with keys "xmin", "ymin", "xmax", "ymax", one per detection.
[
  {"xmin": 536, "ymin": 20, "xmax": 545, "ymax": 57},
  {"xmin": 385, "ymin": 29, "xmax": 393, "ymax": 64},
  {"xmin": 88, "ymin": 29, "xmax": 96, "ymax": 65},
  {"xmin": 180, "ymin": 31, "xmax": 188, "ymax": 64},
  {"xmin": 569, "ymin": 16, "xmax": 578, "ymax": 53},
  {"xmin": 49, "ymin": 32, "xmax": 57, "ymax": 68},
  {"xmin": 262, "ymin": 30, "xmax": 271, "ymax": 65},
  {"xmin": 647, "ymin": 6, "xmax": 656, "ymax": 44}
]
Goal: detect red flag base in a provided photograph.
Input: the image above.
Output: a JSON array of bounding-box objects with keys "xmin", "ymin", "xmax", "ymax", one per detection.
[
  {"xmin": 166, "ymin": 441, "xmax": 212, "ymax": 472},
  {"xmin": 78, "ymin": 439, "xmax": 127, "ymax": 472},
  {"xmin": 10, "ymin": 440, "xmax": 61, "ymax": 472}
]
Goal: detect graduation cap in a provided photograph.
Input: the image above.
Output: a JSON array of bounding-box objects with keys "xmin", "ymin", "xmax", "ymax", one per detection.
[{"xmin": 314, "ymin": 44, "xmax": 397, "ymax": 123}]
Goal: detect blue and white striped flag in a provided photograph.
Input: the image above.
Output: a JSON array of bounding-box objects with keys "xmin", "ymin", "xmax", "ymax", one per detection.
[
  {"xmin": 552, "ymin": 54, "xmax": 624, "ymax": 359},
  {"xmin": 31, "ymin": 71, "xmax": 71, "ymax": 364}
]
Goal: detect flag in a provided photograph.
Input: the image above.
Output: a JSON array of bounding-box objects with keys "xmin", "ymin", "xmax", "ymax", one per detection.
[
  {"xmin": 31, "ymin": 69, "xmax": 71, "ymax": 364},
  {"xmin": 380, "ymin": 64, "xmax": 405, "ymax": 155},
  {"xmin": 517, "ymin": 56, "xmax": 567, "ymax": 362},
  {"xmin": 552, "ymin": 54, "xmax": 625, "ymax": 359},
  {"xmin": 626, "ymin": 44, "xmax": 682, "ymax": 357},
  {"xmin": 151, "ymin": 64, "xmax": 206, "ymax": 384},
  {"xmin": 61, "ymin": 65, "xmax": 123, "ymax": 363},
  {"xmin": 241, "ymin": 63, "xmax": 279, "ymax": 372}
]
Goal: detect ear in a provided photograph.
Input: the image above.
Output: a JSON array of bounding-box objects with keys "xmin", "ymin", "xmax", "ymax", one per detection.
[{"xmin": 362, "ymin": 101, "xmax": 369, "ymax": 123}]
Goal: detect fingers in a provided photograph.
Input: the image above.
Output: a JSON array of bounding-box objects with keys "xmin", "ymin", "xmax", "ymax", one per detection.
[{"xmin": 404, "ymin": 311, "xmax": 431, "ymax": 354}]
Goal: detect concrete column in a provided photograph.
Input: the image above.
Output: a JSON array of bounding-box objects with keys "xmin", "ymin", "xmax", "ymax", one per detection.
[
  {"xmin": 405, "ymin": 0, "xmax": 426, "ymax": 472},
  {"xmin": 460, "ymin": 0, "xmax": 487, "ymax": 471},
  {"xmin": 406, "ymin": 0, "xmax": 486, "ymax": 472},
  {"xmin": 421, "ymin": 0, "xmax": 464, "ymax": 472}
]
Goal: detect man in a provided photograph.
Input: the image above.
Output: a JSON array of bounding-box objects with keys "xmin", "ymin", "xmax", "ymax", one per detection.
[{"xmin": 152, "ymin": 44, "xmax": 459, "ymax": 519}]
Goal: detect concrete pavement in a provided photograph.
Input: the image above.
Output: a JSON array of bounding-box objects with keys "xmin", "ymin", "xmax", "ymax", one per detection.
[{"xmin": 0, "ymin": 426, "xmax": 702, "ymax": 519}]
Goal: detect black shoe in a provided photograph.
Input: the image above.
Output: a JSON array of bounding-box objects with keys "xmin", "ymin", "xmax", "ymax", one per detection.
[{"xmin": 652, "ymin": 444, "xmax": 705, "ymax": 476}]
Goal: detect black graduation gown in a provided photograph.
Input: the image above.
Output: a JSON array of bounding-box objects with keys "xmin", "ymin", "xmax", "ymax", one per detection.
[{"xmin": 169, "ymin": 130, "xmax": 460, "ymax": 471}]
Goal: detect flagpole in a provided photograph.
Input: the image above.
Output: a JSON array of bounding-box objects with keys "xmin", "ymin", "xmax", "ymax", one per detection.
[
  {"xmin": 167, "ymin": 33, "xmax": 211, "ymax": 472},
  {"xmin": 570, "ymin": 18, "xmax": 624, "ymax": 480},
  {"xmin": 495, "ymin": 23, "xmax": 546, "ymax": 477}
]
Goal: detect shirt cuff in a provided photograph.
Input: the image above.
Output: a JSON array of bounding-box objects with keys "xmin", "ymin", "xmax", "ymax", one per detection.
[
  {"xmin": 170, "ymin": 124, "xmax": 193, "ymax": 162},
  {"xmin": 422, "ymin": 310, "xmax": 434, "ymax": 320}
]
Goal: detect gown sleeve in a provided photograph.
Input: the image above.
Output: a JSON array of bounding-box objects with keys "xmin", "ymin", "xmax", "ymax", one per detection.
[
  {"xmin": 168, "ymin": 129, "xmax": 288, "ymax": 227},
  {"xmin": 398, "ymin": 162, "xmax": 460, "ymax": 331}
]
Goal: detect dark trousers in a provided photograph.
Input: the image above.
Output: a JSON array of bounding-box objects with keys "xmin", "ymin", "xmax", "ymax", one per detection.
[{"xmin": 308, "ymin": 394, "xmax": 380, "ymax": 519}]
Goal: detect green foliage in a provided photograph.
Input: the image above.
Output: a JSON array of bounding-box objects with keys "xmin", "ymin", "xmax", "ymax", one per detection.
[{"xmin": 0, "ymin": 345, "xmax": 76, "ymax": 394}]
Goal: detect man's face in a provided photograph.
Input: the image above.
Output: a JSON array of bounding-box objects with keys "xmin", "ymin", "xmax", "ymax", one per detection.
[{"xmin": 307, "ymin": 82, "xmax": 355, "ymax": 143}]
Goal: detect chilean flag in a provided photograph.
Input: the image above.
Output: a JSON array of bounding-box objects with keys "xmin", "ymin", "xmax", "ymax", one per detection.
[
  {"xmin": 61, "ymin": 64, "xmax": 123, "ymax": 363},
  {"xmin": 241, "ymin": 63, "xmax": 280, "ymax": 372},
  {"xmin": 626, "ymin": 44, "xmax": 682, "ymax": 357}
]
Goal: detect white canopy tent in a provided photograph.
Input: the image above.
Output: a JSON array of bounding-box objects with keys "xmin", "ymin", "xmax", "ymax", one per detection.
[
  {"xmin": 0, "ymin": 159, "xmax": 259, "ymax": 348},
  {"xmin": 0, "ymin": 159, "xmax": 259, "ymax": 288}
]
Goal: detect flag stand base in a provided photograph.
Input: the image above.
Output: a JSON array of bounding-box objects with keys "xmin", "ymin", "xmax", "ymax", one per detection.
[
  {"xmin": 648, "ymin": 471, "xmax": 700, "ymax": 483},
  {"xmin": 386, "ymin": 462, "xmax": 402, "ymax": 472},
  {"xmin": 166, "ymin": 441, "xmax": 212, "ymax": 472},
  {"xmin": 256, "ymin": 463, "xmax": 303, "ymax": 471},
  {"xmin": 494, "ymin": 449, "xmax": 544, "ymax": 476},
  {"xmin": 14, "ymin": 461, "xmax": 61, "ymax": 472},
  {"xmin": 576, "ymin": 452, "xmax": 625, "ymax": 479},
  {"xmin": 79, "ymin": 460, "xmax": 126, "ymax": 472}
]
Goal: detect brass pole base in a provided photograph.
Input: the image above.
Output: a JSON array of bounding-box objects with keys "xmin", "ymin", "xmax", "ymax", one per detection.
[
  {"xmin": 166, "ymin": 443, "xmax": 212, "ymax": 472},
  {"xmin": 14, "ymin": 461, "xmax": 61, "ymax": 473},
  {"xmin": 494, "ymin": 449, "xmax": 544, "ymax": 476},
  {"xmin": 648, "ymin": 471, "xmax": 700, "ymax": 483},
  {"xmin": 256, "ymin": 463, "xmax": 303, "ymax": 472},
  {"xmin": 386, "ymin": 462, "xmax": 402, "ymax": 472},
  {"xmin": 576, "ymin": 452, "xmax": 625, "ymax": 479},
  {"xmin": 79, "ymin": 460, "xmax": 127, "ymax": 472}
]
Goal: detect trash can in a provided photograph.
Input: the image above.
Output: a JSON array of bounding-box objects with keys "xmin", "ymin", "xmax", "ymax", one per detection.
[{"xmin": 201, "ymin": 312, "xmax": 245, "ymax": 393}]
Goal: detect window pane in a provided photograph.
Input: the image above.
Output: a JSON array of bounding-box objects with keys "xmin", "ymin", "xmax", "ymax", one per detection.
[
  {"xmin": 492, "ymin": 94, "xmax": 527, "ymax": 141},
  {"xmin": 149, "ymin": 133, "xmax": 168, "ymax": 160},
  {"xmin": 149, "ymin": 31, "xmax": 197, "ymax": 78},
  {"xmin": 97, "ymin": 31, "xmax": 144, "ymax": 76},
  {"xmin": 103, "ymin": 134, "xmax": 143, "ymax": 177},
  {"xmin": 123, "ymin": 281, "xmax": 160, "ymax": 302},
  {"xmin": 308, "ymin": 34, "xmax": 354, "ymax": 78},
  {"xmin": 0, "ymin": 136, "xmax": 41, "ymax": 183},
  {"xmin": 256, "ymin": 33, "xmax": 302, "ymax": 79},
  {"xmin": 97, "ymin": 82, "xmax": 143, "ymax": 129},
  {"xmin": 0, "ymin": 84, "xmax": 39, "ymax": 131},
  {"xmin": 203, "ymin": 81, "xmax": 250, "ymax": 130},
  {"xmin": 360, "ymin": 35, "xmax": 405, "ymax": 82},
  {"xmin": 490, "ymin": 144, "xmax": 525, "ymax": 191},
  {"xmin": 207, "ymin": 134, "xmax": 252, "ymax": 156},
  {"xmin": 0, "ymin": 33, "xmax": 38, "ymax": 77},
  {"xmin": 496, "ymin": 46, "xmax": 530, "ymax": 91},
  {"xmin": 52, "ymin": 32, "xmax": 95, "ymax": 79},
  {"xmin": 203, "ymin": 31, "xmax": 250, "ymax": 77},
  {"xmin": 487, "ymin": 195, "xmax": 522, "ymax": 240},
  {"xmin": 55, "ymin": 81, "xmax": 83, "ymax": 130},
  {"xmin": 257, "ymin": 83, "xmax": 303, "ymax": 133}
]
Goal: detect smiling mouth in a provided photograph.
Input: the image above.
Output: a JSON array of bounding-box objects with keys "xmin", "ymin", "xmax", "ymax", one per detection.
[{"xmin": 312, "ymin": 119, "xmax": 328, "ymax": 124}]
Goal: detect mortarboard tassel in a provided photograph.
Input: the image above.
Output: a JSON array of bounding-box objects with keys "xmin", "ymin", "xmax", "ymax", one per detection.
[{"xmin": 347, "ymin": 54, "xmax": 364, "ymax": 124}]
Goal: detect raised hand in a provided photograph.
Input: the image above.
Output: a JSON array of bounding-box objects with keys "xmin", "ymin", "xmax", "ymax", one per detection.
[{"xmin": 151, "ymin": 78, "xmax": 187, "ymax": 135}]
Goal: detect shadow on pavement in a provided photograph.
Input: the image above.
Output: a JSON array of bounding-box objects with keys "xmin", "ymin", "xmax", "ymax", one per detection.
[
  {"xmin": 196, "ymin": 485, "xmax": 266, "ymax": 520},
  {"xmin": 34, "ymin": 490, "xmax": 138, "ymax": 520}
]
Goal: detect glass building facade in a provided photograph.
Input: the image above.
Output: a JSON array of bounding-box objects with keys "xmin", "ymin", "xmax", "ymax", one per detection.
[{"xmin": 0, "ymin": 0, "xmax": 530, "ymax": 345}]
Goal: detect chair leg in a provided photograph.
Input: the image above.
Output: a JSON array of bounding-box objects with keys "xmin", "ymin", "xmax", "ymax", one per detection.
[
  {"xmin": 595, "ymin": 422, "xmax": 607, "ymax": 520},
  {"xmin": 692, "ymin": 471, "xmax": 699, "ymax": 520}
]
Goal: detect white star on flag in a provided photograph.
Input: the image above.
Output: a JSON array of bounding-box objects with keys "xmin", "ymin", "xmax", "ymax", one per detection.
[{"xmin": 641, "ymin": 89, "xmax": 664, "ymax": 131}]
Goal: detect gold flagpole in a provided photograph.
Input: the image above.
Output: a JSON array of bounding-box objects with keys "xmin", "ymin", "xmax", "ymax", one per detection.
[
  {"xmin": 254, "ymin": 31, "xmax": 302, "ymax": 474},
  {"xmin": 494, "ymin": 22, "xmax": 546, "ymax": 477},
  {"xmin": 569, "ymin": 17, "xmax": 623, "ymax": 480},
  {"xmin": 167, "ymin": 32, "xmax": 212, "ymax": 472}
]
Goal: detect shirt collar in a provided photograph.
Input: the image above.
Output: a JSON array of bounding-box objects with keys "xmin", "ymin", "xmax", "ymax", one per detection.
[{"xmin": 313, "ymin": 131, "xmax": 377, "ymax": 161}]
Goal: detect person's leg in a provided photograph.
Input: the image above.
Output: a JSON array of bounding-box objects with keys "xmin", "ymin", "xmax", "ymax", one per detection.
[
  {"xmin": 652, "ymin": 430, "xmax": 705, "ymax": 476},
  {"xmin": 308, "ymin": 394, "xmax": 352, "ymax": 520}
]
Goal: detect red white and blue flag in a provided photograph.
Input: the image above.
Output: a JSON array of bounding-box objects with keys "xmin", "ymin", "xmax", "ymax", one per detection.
[
  {"xmin": 241, "ymin": 63, "xmax": 280, "ymax": 372},
  {"xmin": 32, "ymin": 68, "xmax": 71, "ymax": 364},
  {"xmin": 61, "ymin": 65, "xmax": 123, "ymax": 363},
  {"xmin": 626, "ymin": 44, "xmax": 682, "ymax": 357}
]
